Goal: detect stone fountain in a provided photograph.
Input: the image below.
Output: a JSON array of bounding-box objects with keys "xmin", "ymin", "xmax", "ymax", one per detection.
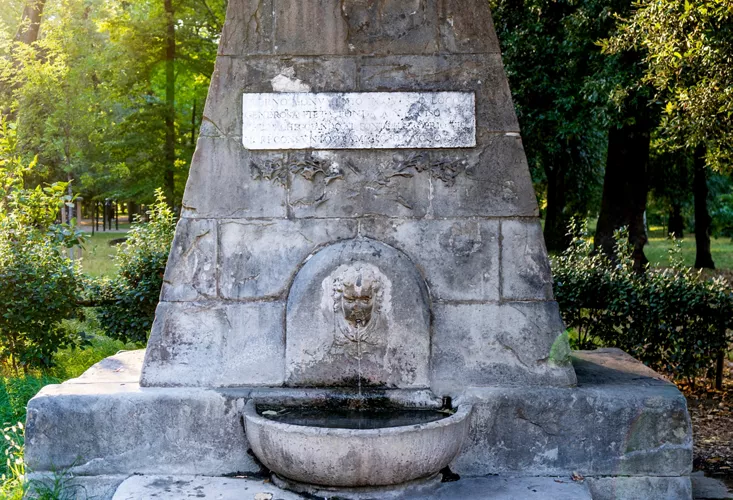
[{"xmin": 25, "ymin": 1, "xmax": 693, "ymax": 498}]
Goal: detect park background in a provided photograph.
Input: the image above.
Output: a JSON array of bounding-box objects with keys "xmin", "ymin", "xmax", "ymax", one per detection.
[{"xmin": 0, "ymin": 0, "xmax": 732, "ymax": 498}]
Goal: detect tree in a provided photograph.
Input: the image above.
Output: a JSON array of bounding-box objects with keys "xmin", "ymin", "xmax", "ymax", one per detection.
[
  {"xmin": 608, "ymin": 0, "xmax": 733, "ymax": 269},
  {"xmin": 0, "ymin": 0, "xmax": 225, "ymax": 208},
  {"xmin": 490, "ymin": 0, "xmax": 630, "ymax": 251}
]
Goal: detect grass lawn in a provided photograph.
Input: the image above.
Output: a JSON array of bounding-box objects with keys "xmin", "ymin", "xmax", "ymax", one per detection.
[
  {"xmin": 79, "ymin": 232, "xmax": 126, "ymax": 277},
  {"xmin": 645, "ymin": 226, "xmax": 733, "ymax": 271}
]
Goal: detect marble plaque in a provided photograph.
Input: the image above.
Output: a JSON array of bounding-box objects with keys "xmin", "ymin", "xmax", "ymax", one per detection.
[{"xmin": 242, "ymin": 92, "xmax": 476, "ymax": 150}]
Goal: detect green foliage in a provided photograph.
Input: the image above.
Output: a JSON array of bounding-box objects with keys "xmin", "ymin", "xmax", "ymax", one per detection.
[
  {"xmin": 606, "ymin": 0, "xmax": 733, "ymax": 168},
  {"xmin": 0, "ymin": 0, "xmax": 225, "ymax": 206},
  {"xmin": 0, "ymin": 422, "xmax": 24, "ymax": 500},
  {"xmin": 91, "ymin": 190, "xmax": 174, "ymax": 343},
  {"xmin": 0, "ymin": 120, "xmax": 85, "ymax": 373},
  {"xmin": 554, "ymin": 221, "xmax": 733, "ymax": 381}
]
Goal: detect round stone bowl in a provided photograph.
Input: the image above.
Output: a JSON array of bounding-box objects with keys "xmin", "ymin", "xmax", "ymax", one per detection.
[{"xmin": 243, "ymin": 401, "xmax": 472, "ymax": 488}]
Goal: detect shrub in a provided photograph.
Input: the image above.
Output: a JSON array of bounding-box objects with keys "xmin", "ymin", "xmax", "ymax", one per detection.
[
  {"xmin": 91, "ymin": 189, "xmax": 175, "ymax": 343},
  {"xmin": 0, "ymin": 120, "xmax": 85, "ymax": 373},
  {"xmin": 553, "ymin": 221, "xmax": 733, "ymax": 382}
]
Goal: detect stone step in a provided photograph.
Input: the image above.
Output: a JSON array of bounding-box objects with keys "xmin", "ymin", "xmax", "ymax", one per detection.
[{"xmin": 112, "ymin": 475, "xmax": 592, "ymax": 500}]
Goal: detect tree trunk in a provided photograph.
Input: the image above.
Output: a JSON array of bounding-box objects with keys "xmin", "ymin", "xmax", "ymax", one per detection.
[
  {"xmin": 543, "ymin": 161, "xmax": 570, "ymax": 252},
  {"xmin": 667, "ymin": 204, "xmax": 684, "ymax": 239},
  {"xmin": 164, "ymin": 0, "xmax": 176, "ymax": 205},
  {"xmin": 693, "ymin": 145, "xmax": 715, "ymax": 269},
  {"xmin": 14, "ymin": 0, "xmax": 46, "ymax": 45},
  {"xmin": 3, "ymin": 0, "xmax": 47, "ymax": 116},
  {"xmin": 594, "ymin": 104, "xmax": 652, "ymax": 272}
]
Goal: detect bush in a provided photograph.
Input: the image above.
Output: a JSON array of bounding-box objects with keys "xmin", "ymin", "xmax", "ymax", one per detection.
[
  {"xmin": 0, "ymin": 120, "xmax": 85, "ymax": 373},
  {"xmin": 91, "ymin": 189, "xmax": 175, "ymax": 343},
  {"xmin": 553, "ymin": 221, "xmax": 733, "ymax": 382}
]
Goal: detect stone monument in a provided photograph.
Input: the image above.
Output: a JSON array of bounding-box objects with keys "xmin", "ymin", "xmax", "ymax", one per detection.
[{"xmin": 25, "ymin": 1, "xmax": 693, "ymax": 498}]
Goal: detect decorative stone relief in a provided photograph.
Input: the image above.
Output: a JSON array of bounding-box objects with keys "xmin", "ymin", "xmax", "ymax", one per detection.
[
  {"xmin": 251, "ymin": 152, "xmax": 471, "ymax": 189},
  {"xmin": 326, "ymin": 264, "xmax": 390, "ymax": 362},
  {"xmin": 286, "ymin": 239, "xmax": 430, "ymax": 388}
]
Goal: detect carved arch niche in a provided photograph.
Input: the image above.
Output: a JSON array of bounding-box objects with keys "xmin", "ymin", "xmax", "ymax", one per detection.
[{"xmin": 285, "ymin": 238, "xmax": 431, "ymax": 388}]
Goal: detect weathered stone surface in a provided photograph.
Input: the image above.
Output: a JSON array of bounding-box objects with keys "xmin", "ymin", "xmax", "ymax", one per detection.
[
  {"xmin": 454, "ymin": 350, "xmax": 693, "ymax": 478},
  {"xmin": 438, "ymin": 0, "xmax": 501, "ymax": 54},
  {"xmin": 245, "ymin": 401, "xmax": 470, "ymax": 487},
  {"xmin": 691, "ymin": 471, "xmax": 733, "ymax": 499},
  {"xmin": 341, "ymin": 0, "xmax": 440, "ymax": 55},
  {"xmin": 218, "ymin": 219, "xmax": 358, "ymax": 299},
  {"xmin": 286, "ymin": 150, "xmax": 432, "ymax": 218},
  {"xmin": 274, "ymin": 0, "xmax": 349, "ymax": 55},
  {"xmin": 218, "ymin": 0, "xmax": 273, "ymax": 56},
  {"xmin": 68, "ymin": 350, "xmax": 142, "ymax": 384},
  {"xmin": 242, "ymin": 92, "xmax": 476, "ymax": 150},
  {"xmin": 267, "ymin": 142, "xmax": 537, "ymax": 219},
  {"xmin": 587, "ymin": 476, "xmax": 693, "ymax": 500},
  {"xmin": 25, "ymin": 349, "xmax": 692, "ymax": 485},
  {"xmin": 501, "ymin": 219, "xmax": 554, "ymax": 301},
  {"xmin": 358, "ymin": 54, "xmax": 519, "ymax": 134},
  {"xmin": 429, "ymin": 135, "xmax": 539, "ymax": 218},
  {"xmin": 160, "ymin": 218, "xmax": 217, "ymax": 301},
  {"xmin": 181, "ymin": 137, "xmax": 287, "ymax": 218},
  {"xmin": 110, "ymin": 474, "xmax": 594, "ymax": 500},
  {"xmin": 27, "ymin": 473, "xmax": 129, "ymax": 500},
  {"xmin": 410, "ymin": 476, "xmax": 592, "ymax": 499},
  {"xmin": 141, "ymin": 301, "xmax": 285, "ymax": 387},
  {"xmin": 25, "ymin": 384, "xmax": 256, "ymax": 476},
  {"xmin": 361, "ymin": 218, "xmax": 500, "ymax": 302},
  {"xmin": 286, "ymin": 239, "xmax": 430, "ymax": 388},
  {"xmin": 202, "ymin": 56, "xmax": 357, "ymax": 138},
  {"xmin": 113, "ymin": 475, "xmax": 302, "ymax": 500},
  {"xmin": 431, "ymin": 301, "xmax": 576, "ymax": 393},
  {"xmin": 271, "ymin": 0, "xmax": 442, "ymax": 56}
]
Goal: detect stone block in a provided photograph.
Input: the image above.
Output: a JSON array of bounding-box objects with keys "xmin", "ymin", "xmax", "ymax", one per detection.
[
  {"xmin": 181, "ymin": 137, "xmax": 287, "ymax": 219},
  {"xmin": 273, "ymin": 0, "xmax": 349, "ymax": 55},
  {"xmin": 438, "ymin": 0, "xmax": 501, "ymax": 54},
  {"xmin": 27, "ymin": 474, "xmax": 129, "ymax": 500},
  {"xmin": 218, "ymin": 0, "xmax": 273, "ymax": 56},
  {"xmin": 428, "ymin": 136, "xmax": 539, "ymax": 218},
  {"xmin": 341, "ymin": 0, "xmax": 439, "ymax": 55},
  {"xmin": 113, "ymin": 475, "xmax": 303, "ymax": 500},
  {"xmin": 201, "ymin": 56, "xmax": 357, "ymax": 138},
  {"xmin": 24, "ymin": 384, "xmax": 256, "ymax": 476},
  {"xmin": 501, "ymin": 219, "xmax": 554, "ymax": 301},
  {"xmin": 160, "ymin": 218, "xmax": 217, "ymax": 302},
  {"xmin": 285, "ymin": 239, "xmax": 431, "ymax": 388},
  {"xmin": 431, "ymin": 301, "xmax": 576, "ymax": 393},
  {"xmin": 24, "ymin": 349, "xmax": 692, "ymax": 489},
  {"xmin": 587, "ymin": 476, "xmax": 693, "ymax": 500},
  {"xmin": 454, "ymin": 350, "xmax": 693, "ymax": 478},
  {"xmin": 361, "ymin": 218, "xmax": 500, "ymax": 302},
  {"xmin": 423, "ymin": 476, "xmax": 591, "ymax": 499},
  {"xmin": 357, "ymin": 54, "xmax": 519, "ymax": 134},
  {"xmin": 286, "ymin": 150, "xmax": 431, "ymax": 219},
  {"xmin": 141, "ymin": 301, "xmax": 286, "ymax": 387},
  {"xmin": 218, "ymin": 219, "xmax": 358, "ymax": 300}
]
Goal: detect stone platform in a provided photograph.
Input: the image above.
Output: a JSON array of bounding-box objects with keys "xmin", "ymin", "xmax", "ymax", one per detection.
[{"xmin": 25, "ymin": 348, "xmax": 693, "ymax": 499}]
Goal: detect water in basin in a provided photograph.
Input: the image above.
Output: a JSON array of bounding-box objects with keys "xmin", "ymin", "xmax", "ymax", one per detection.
[{"xmin": 258, "ymin": 406, "xmax": 449, "ymax": 430}]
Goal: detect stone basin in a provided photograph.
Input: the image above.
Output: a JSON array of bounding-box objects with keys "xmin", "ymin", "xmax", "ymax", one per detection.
[{"xmin": 243, "ymin": 401, "xmax": 472, "ymax": 488}]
